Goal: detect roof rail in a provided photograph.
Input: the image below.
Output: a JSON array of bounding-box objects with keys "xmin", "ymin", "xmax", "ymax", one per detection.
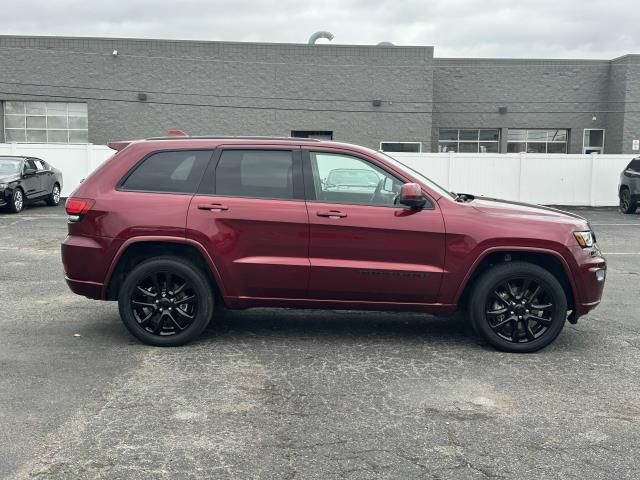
[{"xmin": 145, "ymin": 135, "xmax": 323, "ymax": 142}]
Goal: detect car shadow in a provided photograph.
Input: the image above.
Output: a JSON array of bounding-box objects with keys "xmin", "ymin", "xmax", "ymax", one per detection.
[{"xmin": 200, "ymin": 308, "xmax": 480, "ymax": 345}]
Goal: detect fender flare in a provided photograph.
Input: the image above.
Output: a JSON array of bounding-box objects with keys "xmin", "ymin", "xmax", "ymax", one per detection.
[
  {"xmin": 452, "ymin": 246, "xmax": 578, "ymax": 306},
  {"xmin": 103, "ymin": 236, "xmax": 227, "ymax": 299}
]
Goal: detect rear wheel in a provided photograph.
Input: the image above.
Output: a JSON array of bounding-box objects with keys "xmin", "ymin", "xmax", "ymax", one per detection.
[
  {"xmin": 469, "ymin": 262, "xmax": 567, "ymax": 353},
  {"xmin": 118, "ymin": 256, "xmax": 214, "ymax": 346},
  {"xmin": 619, "ymin": 188, "xmax": 637, "ymax": 214},
  {"xmin": 46, "ymin": 183, "xmax": 61, "ymax": 206},
  {"xmin": 9, "ymin": 188, "xmax": 24, "ymax": 213}
]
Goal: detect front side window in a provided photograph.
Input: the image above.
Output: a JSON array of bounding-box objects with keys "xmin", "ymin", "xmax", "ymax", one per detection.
[
  {"xmin": 23, "ymin": 159, "xmax": 37, "ymax": 172},
  {"xmin": 507, "ymin": 129, "xmax": 568, "ymax": 153},
  {"xmin": 438, "ymin": 129, "xmax": 500, "ymax": 153},
  {"xmin": 120, "ymin": 150, "xmax": 212, "ymax": 193},
  {"xmin": 3, "ymin": 101, "xmax": 88, "ymax": 144},
  {"xmin": 310, "ymin": 152, "xmax": 404, "ymax": 207},
  {"xmin": 214, "ymin": 150, "xmax": 296, "ymax": 200}
]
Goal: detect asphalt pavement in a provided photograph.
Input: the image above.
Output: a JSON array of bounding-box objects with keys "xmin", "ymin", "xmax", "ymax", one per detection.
[{"xmin": 0, "ymin": 204, "xmax": 639, "ymax": 479}]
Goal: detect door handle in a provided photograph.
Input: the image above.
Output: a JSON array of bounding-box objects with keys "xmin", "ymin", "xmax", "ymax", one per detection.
[
  {"xmin": 197, "ymin": 203, "xmax": 229, "ymax": 211},
  {"xmin": 316, "ymin": 210, "xmax": 347, "ymax": 218}
]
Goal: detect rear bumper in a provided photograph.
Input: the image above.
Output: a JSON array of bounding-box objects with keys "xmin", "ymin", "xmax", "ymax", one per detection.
[
  {"xmin": 64, "ymin": 276, "xmax": 105, "ymax": 299},
  {"xmin": 61, "ymin": 234, "xmax": 117, "ymax": 300}
]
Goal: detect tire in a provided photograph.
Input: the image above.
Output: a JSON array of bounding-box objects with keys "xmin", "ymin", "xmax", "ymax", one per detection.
[
  {"xmin": 9, "ymin": 188, "xmax": 24, "ymax": 213},
  {"xmin": 619, "ymin": 188, "xmax": 637, "ymax": 214},
  {"xmin": 46, "ymin": 183, "xmax": 61, "ymax": 206},
  {"xmin": 469, "ymin": 261, "xmax": 568, "ymax": 353},
  {"xmin": 118, "ymin": 256, "xmax": 214, "ymax": 346}
]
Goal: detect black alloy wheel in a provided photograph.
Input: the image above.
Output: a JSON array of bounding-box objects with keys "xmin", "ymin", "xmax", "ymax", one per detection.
[
  {"xmin": 469, "ymin": 262, "xmax": 568, "ymax": 353},
  {"xmin": 118, "ymin": 257, "xmax": 214, "ymax": 346},
  {"xmin": 485, "ymin": 277, "xmax": 554, "ymax": 343}
]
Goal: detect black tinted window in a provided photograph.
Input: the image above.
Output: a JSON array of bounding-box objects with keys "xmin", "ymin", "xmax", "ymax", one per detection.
[
  {"xmin": 121, "ymin": 150, "xmax": 211, "ymax": 193},
  {"xmin": 215, "ymin": 150, "xmax": 294, "ymax": 199},
  {"xmin": 24, "ymin": 159, "xmax": 37, "ymax": 171},
  {"xmin": 628, "ymin": 159, "xmax": 640, "ymax": 172}
]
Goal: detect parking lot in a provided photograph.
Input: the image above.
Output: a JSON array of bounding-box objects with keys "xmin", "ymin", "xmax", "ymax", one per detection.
[{"xmin": 0, "ymin": 204, "xmax": 638, "ymax": 479}]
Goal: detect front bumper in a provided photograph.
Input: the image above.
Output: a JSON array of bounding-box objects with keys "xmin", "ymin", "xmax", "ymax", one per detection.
[{"xmin": 571, "ymin": 245, "xmax": 606, "ymax": 318}]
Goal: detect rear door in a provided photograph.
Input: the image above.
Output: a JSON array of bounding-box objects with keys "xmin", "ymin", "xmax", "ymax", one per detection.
[
  {"xmin": 33, "ymin": 158, "xmax": 52, "ymax": 196},
  {"xmin": 304, "ymin": 149, "xmax": 446, "ymax": 303},
  {"xmin": 187, "ymin": 147, "xmax": 309, "ymax": 300}
]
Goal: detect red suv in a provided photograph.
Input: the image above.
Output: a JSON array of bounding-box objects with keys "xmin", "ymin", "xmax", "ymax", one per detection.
[{"xmin": 61, "ymin": 135, "xmax": 606, "ymax": 352}]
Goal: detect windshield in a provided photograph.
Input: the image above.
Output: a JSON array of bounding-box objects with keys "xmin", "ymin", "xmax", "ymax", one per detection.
[
  {"xmin": 0, "ymin": 158, "xmax": 22, "ymax": 176},
  {"xmin": 377, "ymin": 152, "xmax": 457, "ymax": 199}
]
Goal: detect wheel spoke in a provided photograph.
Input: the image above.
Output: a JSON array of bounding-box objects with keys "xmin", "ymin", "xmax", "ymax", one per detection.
[
  {"xmin": 531, "ymin": 302, "xmax": 552, "ymax": 310},
  {"xmin": 487, "ymin": 307, "xmax": 508, "ymax": 316},
  {"xmin": 152, "ymin": 274, "xmax": 161, "ymax": 296},
  {"xmin": 511, "ymin": 320, "xmax": 521, "ymax": 341},
  {"xmin": 524, "ymin": 321, "xmax": 536, "ymax": 340},
  {"xmin": 527, "ymin": 285, "xmax": 542, "ymax": 303},
  {"xmin": 174, "ymin": 307, "xmax": 195, "ymax": 320},
  {"xmin": 174, "ymin": 294, "xmax": 195, "ymax": 306},
  {"xmin": 519, "ymin": 279, "xmax": 531, "ymax": 300},
  {"xmin": 528, "ymin": 314, "xmax": 552, "ymax": 326},
  {"xmin": 173, "ymin": 281, "xmax": 189, "ymax": 295},
  {"xmin": 165, "ymin": 272, "xmax": 173, "ymax": 293},
  {"xmin": 489, "ymin": 315, "xmax": 516, "ymax": 331},
  {"xmin": 136, "ymin": 286, "xmax": 157, "ymax": 298},
  {"xmin": 153, "ymin": 314, "xmax": 165, "ymax": 334},
  {"xmin": 132, "ymin": 300, "xmax": 156, "ymax": 308},
  {"xmin": 167, "ymin": 312, "xmax": 186, "ymax": 331}
]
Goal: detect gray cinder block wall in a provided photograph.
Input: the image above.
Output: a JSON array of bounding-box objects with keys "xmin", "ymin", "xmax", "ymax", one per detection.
[
  {"xmin": 0, "ymin": 35, "xmax": 638, "ymax": 153},
  {"xmin": 0, "ymin": 36, "xmax": 434, "ymax": 150}
]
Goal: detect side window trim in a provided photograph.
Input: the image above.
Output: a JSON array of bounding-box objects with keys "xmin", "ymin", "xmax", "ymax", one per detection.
[
  {"xmin": 196, "ymin": 147, "xmax": 305, "ymax": 201},
  {"xmin": 117, "ymin": 149, "xmax": 215, "ymax": 195}
]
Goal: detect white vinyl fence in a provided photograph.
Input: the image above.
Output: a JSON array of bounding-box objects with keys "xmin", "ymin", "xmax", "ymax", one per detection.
[{"xmin": 0, "ymin": 143, "xmax": 632, "ymax": 206}]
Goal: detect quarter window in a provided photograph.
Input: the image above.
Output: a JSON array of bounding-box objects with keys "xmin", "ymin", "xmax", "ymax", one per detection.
[
  {"xmin": 310, "ymin": 152, "xmax": 404, "ymax": 207},
  {"xmin": 507, "ymin": 129, "xmax": 568, "ymax": 153},
  {"xmin": 120, "ymin": 150, "xmax": 212, "ymax": 193},
  {"xmin": 214, "ymin": 150, "xmax": 296, "ymax": 200},
  {"xmin": 438, "ymin": 129, "xmax": 500, "ymax": 153}
]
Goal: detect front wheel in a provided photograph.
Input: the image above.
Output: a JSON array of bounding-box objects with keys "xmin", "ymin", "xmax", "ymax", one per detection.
[
  {"xmin": 619, "ymin": 188, "xmax": 637, "ymax": 214},
  {"xmin": 469, "ymin": 262, "xmax": 568, "ymax": 353},
  {"xmin": 9, "ymin": 188, "xmax": 24, "ymax": 213},
  {"xmin": 118, "ymin": 257, "xmax": 214, "ymax": 346}
]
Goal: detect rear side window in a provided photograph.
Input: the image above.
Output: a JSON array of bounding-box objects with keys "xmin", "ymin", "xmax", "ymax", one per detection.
[
  {"xmin": 214, "ymin": 150, "xmax": 295, "ymax": 199},
  {"xmin": 121, "ymin": 150, "xmax": 212, "ymax": 193}
]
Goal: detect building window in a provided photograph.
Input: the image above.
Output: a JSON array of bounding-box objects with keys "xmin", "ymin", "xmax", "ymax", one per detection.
[
  {"xmin": 438, "ymin": 129, "xmax": 500, "ymax": 153},
  {"xmin": 379, "ymin": 141, "xmax": 422, "ymax": 153},
  {"xmin": 583, "ymin": 129, "xmax": 605, "ymax": 154},
  {"xmin": 507, "ymin": 129, "xmax": 568, "ymax": 153},
  {"xmin": 3, "ymin": 101, "xmax": 88, "ymax": 144},
  {"xmin": 291, "ymin": 130, "xmax": 333, "ymax": 140}
]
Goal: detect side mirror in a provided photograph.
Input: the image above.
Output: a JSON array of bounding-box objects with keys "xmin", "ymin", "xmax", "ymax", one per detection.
[
  {"xmin": 23, "ymin": 168, "xmax": 36, "ymax": 177},
  {"xmin": 399, "ymin": 183, "xmax": 427, "ymax": 209}
]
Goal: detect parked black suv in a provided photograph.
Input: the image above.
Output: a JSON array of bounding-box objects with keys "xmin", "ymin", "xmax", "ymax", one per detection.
[{"xmin": 619, "ymin": 157, "xmax": 640, "ymax": 214}]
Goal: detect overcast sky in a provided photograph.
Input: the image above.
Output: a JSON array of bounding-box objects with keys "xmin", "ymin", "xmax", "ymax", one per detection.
[{"xmin": 2, "ymin": 0, "xmax": 638, "ymax": 59}]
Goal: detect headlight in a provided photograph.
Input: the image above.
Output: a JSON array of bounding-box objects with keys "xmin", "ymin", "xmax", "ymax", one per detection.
[
  {"xmin": 574, "ymin": 231, "xmax": 595, "ymax": 248},
  {"xmin": 0, "ymin": 183, "xmax": 7, "ymax": 189}
]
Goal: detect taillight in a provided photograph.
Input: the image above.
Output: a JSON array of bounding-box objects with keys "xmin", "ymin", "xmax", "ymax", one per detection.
[{"xmin": 65, "ymin": 197, "xmax": 95, "ymax": 221}]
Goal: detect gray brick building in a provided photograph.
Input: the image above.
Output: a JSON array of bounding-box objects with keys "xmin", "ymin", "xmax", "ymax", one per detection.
[{"xmin": 0, "ymin": 35, "xmax": 638, "ymax": 154}]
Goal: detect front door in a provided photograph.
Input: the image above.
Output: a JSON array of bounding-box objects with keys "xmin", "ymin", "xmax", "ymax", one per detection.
[
  {"xmin": 187, "ymin": 147, "xmax": 310, "ymax": 300},
  {"xmin": 21, "ymin": 158, "xmax": 42, "ymax": 198},
  {"xmin": 304, "ymin": 150, "xmax": 446, "ymax": 303}
]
